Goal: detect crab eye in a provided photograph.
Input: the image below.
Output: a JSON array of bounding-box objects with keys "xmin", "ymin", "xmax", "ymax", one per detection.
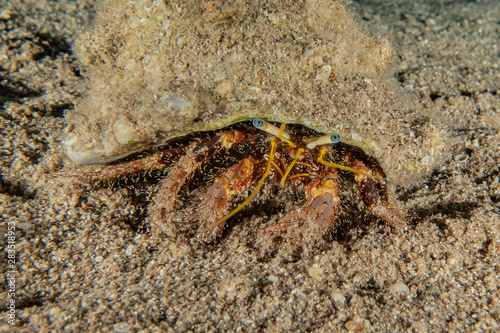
[
  {"xmin": 253, "ymin": 118, "xmax": 265, "ymax": 128},
  {"xmin": 330, "ymin": 134, "xmax": 341, "ymax": 143}
]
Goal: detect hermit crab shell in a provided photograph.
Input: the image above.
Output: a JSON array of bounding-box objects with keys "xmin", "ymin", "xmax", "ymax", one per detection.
[{"xmin": 65, "ymin": 0, "xmax": 449, "ymax": 183}]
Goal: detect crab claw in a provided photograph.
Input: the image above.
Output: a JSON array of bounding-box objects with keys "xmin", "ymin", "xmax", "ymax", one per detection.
[
  {"xmin": 350, "ymin": 159, "xmax": 403, "ymax": 227},
  {"xmin": 264, "ymin": 169, "xmax": 340, "ymax": 247}
]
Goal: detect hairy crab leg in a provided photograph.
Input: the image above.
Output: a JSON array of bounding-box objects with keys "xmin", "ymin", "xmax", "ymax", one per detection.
[
  {"xmin": 195, "ymin": 154, "xmax": 267, "ymax": 242},
  {"xmin": 81, "ymin": 147, "xmax": 185, "ymax": 183},
  {"xmin": 149, "ymin": 130, "xmax": 246, "ymax": 237},
  {"xmin": 195, "ymin": 118, "xmax": 295, "ymax": 236}
]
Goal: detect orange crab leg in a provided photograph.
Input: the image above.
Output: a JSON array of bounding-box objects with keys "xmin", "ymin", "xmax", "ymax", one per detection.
[
  {"xmin": 208, "ymin": 137, "xmax": 278, "ymax": 230},
  {"xmin": 306, "ymin": 177, "xmax": 341, "ymax": 235},
  {"xmin": 195, "ymin": 155, "xmax": 265, "ymax": 241},
  {"xmin": 149, "ymin": 130, "xmax": 246, "ymax": 236},
  {"xmin": 81, "ymin": 147, "xmax": 185, "ymax": 183}
]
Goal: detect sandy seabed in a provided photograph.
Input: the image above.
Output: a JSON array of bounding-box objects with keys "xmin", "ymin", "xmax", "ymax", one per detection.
[{"xmin": 0, "ymin": 0, "xmax": 499, "ymax": 332}]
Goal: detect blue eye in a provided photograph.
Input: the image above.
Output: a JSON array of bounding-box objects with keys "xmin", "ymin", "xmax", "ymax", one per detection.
[
  {"xmin": 253, "ymin": 118, "xmax": 265, "ymax": 128},
  {"xmin": 330, "ymin": 134, "xmax": 341, "ymax": 143}
]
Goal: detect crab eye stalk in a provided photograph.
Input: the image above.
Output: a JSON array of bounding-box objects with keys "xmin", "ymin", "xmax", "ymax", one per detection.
[
  {"xmin": 306, "ymin": 133, "xmax": 342, "ymax": 149},
  {"xmin": 253, "ymin": 118, "xmax": 290, "ymax": 139},
  {"xmin": 252, "ymin": 118, "xmax": 292, "ymax": 142}
]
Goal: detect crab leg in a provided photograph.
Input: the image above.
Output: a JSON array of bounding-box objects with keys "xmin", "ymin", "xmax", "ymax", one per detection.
[
  {"xmin": 267, "ymin": 169, "xmax": 340, "ymax": 245},
  {"xmin": 149, "ymin": 130, "xmax": 246, "ymax": 237},
  {"xmin": 80, "ymin": 147, "xmax": 185, "ymax": 183},
  {"xmin": 195, "ymin": 154, "xmax": 267, "ymax": 242}
]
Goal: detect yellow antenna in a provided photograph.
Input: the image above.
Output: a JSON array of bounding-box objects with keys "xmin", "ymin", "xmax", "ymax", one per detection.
[
  {"xmin": 288, "ymin": 173, "xmax": 310, "ymax": 180},
  {"xmin": 317, "ymin": 147, "xmax": 383, "ymax": 183},
  {"xmin": 280, "ymin": 148, "xmax": 304, "ymax": 185},
  {"xmin": 271, "ymin": 161, "xmax": 284, "ymax": 178}
]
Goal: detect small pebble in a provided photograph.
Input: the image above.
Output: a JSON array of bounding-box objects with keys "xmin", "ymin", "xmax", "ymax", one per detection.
[
  {"xmin": 0, "ymin": 10, "xmax": 11, "ymax": 20},
  {"xmin": 95, "ymin": 255, "xmax": 103, "ymax": 263},
  {"xmin": 113, "ymin": 322, "xmax": 131, "ymax": 333},
  {"xmin": 125, "ymin": 245, "xmax": 135, "ymax": 256},
  {"xmin": 268, "ymin": 275, "xmax": 279, "ymax": 283},
  {"xmin": 425, "ymin": 18, "xmax": 436, "ymax": 27},
  {"xmin": 345, "ymin": 316, "xmax": 369, "ymax": 332},
  {"xmin": 332, "ymin": 291, "xmax": 346, "ymax": 304},
  {"xmin": 389, "ymin": 282, "xmax": 410, "ymax": 294},
  {"xmin": 455, "ymin": 153, "xmax": 469, "ymax": 163}
]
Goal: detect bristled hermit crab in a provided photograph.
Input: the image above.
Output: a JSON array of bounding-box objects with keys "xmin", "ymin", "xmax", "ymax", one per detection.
[{"xmin": 83, "ymin": 119, "xmax": 402, "ymax": 245}]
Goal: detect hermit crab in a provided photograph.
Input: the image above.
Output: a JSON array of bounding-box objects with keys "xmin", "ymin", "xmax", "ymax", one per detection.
[{"xmin": 83, "ymin": 119, "xmax": 402, "ymax": 245}]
